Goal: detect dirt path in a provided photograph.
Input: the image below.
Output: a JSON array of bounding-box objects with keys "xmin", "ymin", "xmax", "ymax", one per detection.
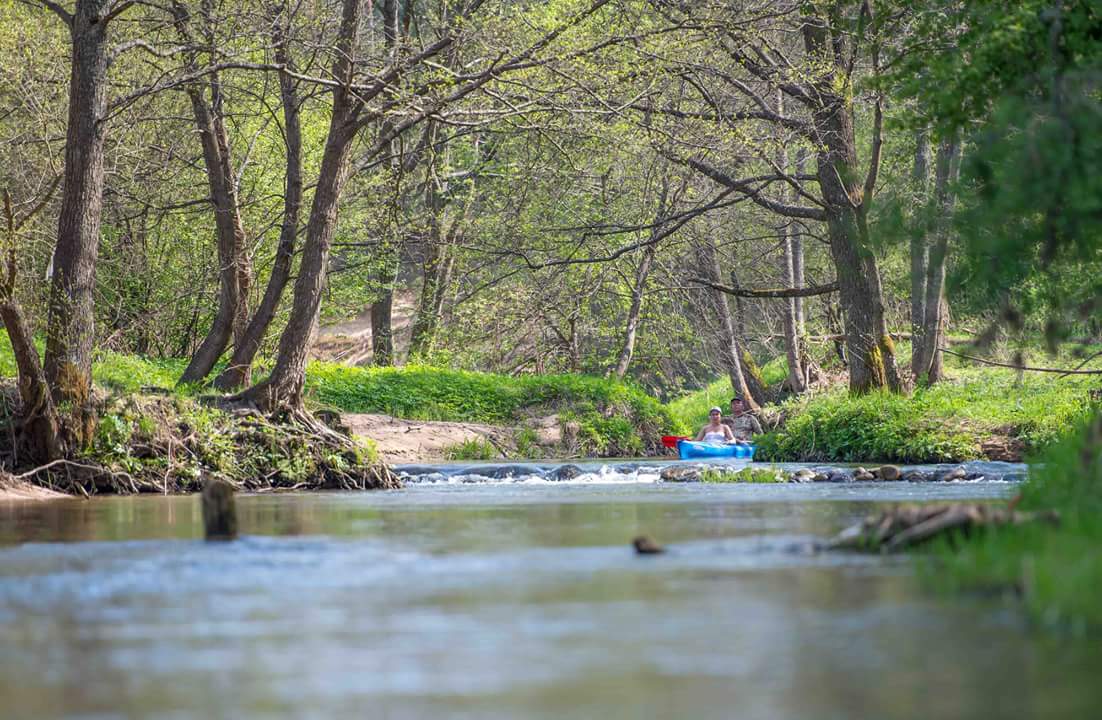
[
  {"xmin": 343, "ymin": 413, "xmax": 513, "ymax": 464},
  {"xmin": 312, "ymin": 290, "xmax": 417, "ymax": 365}
]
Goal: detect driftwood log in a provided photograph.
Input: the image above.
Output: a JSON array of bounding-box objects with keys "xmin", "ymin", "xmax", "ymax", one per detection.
[{"xmin": 827, "ymin": 502, "xmax": 1060, "ymax": 553}]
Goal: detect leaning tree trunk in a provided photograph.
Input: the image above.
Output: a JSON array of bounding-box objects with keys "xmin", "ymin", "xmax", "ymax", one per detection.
[
  {"xmin": 700, "ymin": 239, "xmax": 759, "ymax": 410},
  {"xmin": 612, "ymin": 241, "xmax": 657, "ymax": 378},
  {"xmin": 913, "ymin": 131, "xmax": 962, "ymax": 383},
  {"xmin": 805, "ymin": 19, "xmax": 901, "ymax": 395},
  {"xmin": 42, "ymin": 0, "xmax": 114, "ymax": 449},
  {"xmin": 177, "ymin": 69, "xmax": 249, "ymax": 385},
  {"xmin": 239, "ymin": 0, "xmax": 363, "ymax": 412},
  {"xmin": 214, "ymin": 16, "xmax": 303, "ymax": 390},
  {"xmin": 2, "ymin": 192, "xmax": 63, "ymax": 462}
]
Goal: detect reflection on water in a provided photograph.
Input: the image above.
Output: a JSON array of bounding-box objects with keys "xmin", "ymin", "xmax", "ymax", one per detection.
[{"xmin": 1, "ymin": 481, "xmax": 1099, "ymax": 720}]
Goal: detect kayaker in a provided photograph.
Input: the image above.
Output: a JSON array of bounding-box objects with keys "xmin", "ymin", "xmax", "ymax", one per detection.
[
  {"xmin": 695, "ymin": 406, "xmax": 736, "ymax": 443},
  {"xmin": 723, "ymin": 396, "xmax": 762, "ymax": 443}
]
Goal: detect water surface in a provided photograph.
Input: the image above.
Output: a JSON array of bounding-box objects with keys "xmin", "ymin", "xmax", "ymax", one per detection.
[{"xmin": 1, "ymin": 466, "xmax": 1098, "ymax": 719}]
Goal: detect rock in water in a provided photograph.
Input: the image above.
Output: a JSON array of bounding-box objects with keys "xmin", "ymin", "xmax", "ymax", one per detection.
[
  {"xmin": 548, "ymin": 464, "xmax": 583, "ymax": 481},
  {"xmin": 202, "ymin": 477, "xmax": 238, "ymax": 541},
  {"xmin": 876, "ymin": 465, "xmax": 902, "ymax": 481},
  {"xmin": 937, "ymin": 466, "xmax": 968, "ymax": 482},
  {"xmin": 632, "ymin": 536, "xmax": 665, "ymax": 555},
  {"xmin": 791, "ymin": 468, "xmax": 816, "ymax": 483},
  {"xmin": 853, "ymin": 467, "xmax": 876, "ymax": 482},
  {"xmin": 660, "ymin": 466, "xmax": 700, "ymax": 483}
]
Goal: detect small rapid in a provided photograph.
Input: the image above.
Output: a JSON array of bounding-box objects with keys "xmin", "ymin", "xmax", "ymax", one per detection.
[{"xmin": 393, "ymin": 458, "xmax": 1027, "ymax": 485}]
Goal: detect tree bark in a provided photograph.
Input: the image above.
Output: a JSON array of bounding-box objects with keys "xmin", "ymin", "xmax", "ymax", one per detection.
[
  {"xmin": 239, "ymin": 0, "xmax": 364, "ymax": 411},
  {"xmin": 913, "ymin": 131, "xmax": 962, "ymax": 383},
  {"xmin": 176, "ymin": 2, "xmax": 250, "ymax": 385},
  {"xmin": 42, "ymin": 0, "xmax": 114, "ymax": 448},
  {"xmin": 804, "ymin": 15, "xmax": 901, "ymax": 394},
  {"xmin": 910, "ymin": 127, "xmax": 931, "ymax": 377},
  {"xmin": 371, "ymin": 281, "xmax": 396, "ymax": 366},
  {"xmin": 214, "ymin": 14, "xmax": 303, "ymax": 390}
]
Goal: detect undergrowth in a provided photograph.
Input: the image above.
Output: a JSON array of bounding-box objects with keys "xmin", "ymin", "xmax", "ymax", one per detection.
[{"xmin": 924, "ymin": 411, "xmax": 1102, "ymax": 631}]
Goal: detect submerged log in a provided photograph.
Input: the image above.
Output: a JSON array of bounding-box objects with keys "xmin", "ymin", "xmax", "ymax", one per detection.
[{"xmin": 827, "ymin": 502, "xmax": 1059, "ymax": 553}]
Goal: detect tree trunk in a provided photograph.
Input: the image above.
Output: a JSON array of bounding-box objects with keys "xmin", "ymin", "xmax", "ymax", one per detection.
[
  {"xmin": 910, "ymin": 127, "xmax": 931, "ymax": 377},
  {"xmin": 913, "ymin": 131, "xmax": 962, "ymax": 383},
  {"xmin": 612, "ymin": 241, "xmax": 657, "ymax": 378},
  {"xmin": 804, "ymin": 18, "xmax": 901, "ymax": 394},
  {"xmin": 371, "ymin": 285, "xmax": 396, "ymax": 366},
  {"xmin": 777, "ymin": 90, "xmax": 806, "ymax": 393},
  {"xmin": 175, "ymin": 1, "xmax": 250, "ymax": 385},
  {"xmin": 792, "ymin": 149, "xmax": 808, "ymax": 335},
  {"xmin": 214, "ymin": 16, "xmax": 302, "ymax": 390},
  {"xmin": 700, "ymin": 240, "xmax": 759, "ymax": 410},
  {"xmin": 2, "ymin": 192, "xmax": 63, "ymax": 462},
  {"xmin": 42, "ymin": 0, "xmax": 113, "ymax": 448},
  {"xmin": 239, "ymin": 0, "xmax": 363, "ymax": 412},
  {"xmin": 408, "ymin": 236, "xmax": 452, "ymax": 359}
]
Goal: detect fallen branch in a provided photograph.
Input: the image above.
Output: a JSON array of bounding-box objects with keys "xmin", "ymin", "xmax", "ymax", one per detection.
[
  {"xmin": 828, "ymin": 502, "xmax": 1060, "ymax": 553},
  {"xmin": 939, "ymin": 348, "xmax": 1102, "ymax": 375},
  {"xmin": 689, "ymin": 277, "xmax": 840, "ymax": 298}
]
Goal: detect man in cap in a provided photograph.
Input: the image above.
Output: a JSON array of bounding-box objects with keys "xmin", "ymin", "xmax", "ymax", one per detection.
[{"xmin": 723, "ymin": 395, "xmax": 762, "ymax": 443}]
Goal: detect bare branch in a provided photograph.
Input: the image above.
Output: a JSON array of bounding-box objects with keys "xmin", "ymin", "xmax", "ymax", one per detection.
[{"xmin": 690, "ymin": 277, "xmax": 839, "ymax": 299}]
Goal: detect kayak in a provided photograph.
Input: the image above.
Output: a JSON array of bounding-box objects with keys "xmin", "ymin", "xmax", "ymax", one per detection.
[{"xmin": 677, "ymin": 439, "xmax": 756, "ymax": 460}]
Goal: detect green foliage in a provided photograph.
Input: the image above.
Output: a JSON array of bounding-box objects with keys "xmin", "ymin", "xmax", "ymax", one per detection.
[
  {"xmin": 444, "ymin": 438, "xmax": 499, "ymax": 461},
  {"xmin": 928, "ymin": 411, "xmax": 1102, "ymax": 630},
  {"xmin": 753, "ymin": 362, "xmax": 1097, "ymax": 463},
  {"xmin": 700, "ymin": 466, "xmax": 784, "ymax": 483}
]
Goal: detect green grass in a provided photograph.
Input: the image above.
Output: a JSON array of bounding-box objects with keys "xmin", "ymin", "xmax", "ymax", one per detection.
[
  {"xmin": 443, "ymin": 438, "xmax": 499, "ymax": 461},
  {"xmin": 1, "ymin": 334, "xmax": 683, "ymax": 457},
  {"xmin": 926, "ymin": 412, "xmax": 1102, "ymax": 630},
  {"xmin": 756, "ymin": 364, "xmax": 1097, "ymax": 463},
  {"xmin": 700, "ymin": 466, "xmax": 785, "ymax": 483},
  {"xmin": 306, "ymin": 361, "xmax": 684, "ymax": 455}
]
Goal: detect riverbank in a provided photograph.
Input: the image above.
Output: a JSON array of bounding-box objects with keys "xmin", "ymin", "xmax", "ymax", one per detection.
[
  {"xmin": 928, "ymin": 412, "xmax": 1102, "ymax": 629},
  {"xmin": 671, "ymin": 352, "xmax": 1101, "ymax": 464}
]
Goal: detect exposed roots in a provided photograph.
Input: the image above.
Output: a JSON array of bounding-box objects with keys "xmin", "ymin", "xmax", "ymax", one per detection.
[{"xmin": 1, "ymin": 387, "xmax": 400, "ymax": 496}]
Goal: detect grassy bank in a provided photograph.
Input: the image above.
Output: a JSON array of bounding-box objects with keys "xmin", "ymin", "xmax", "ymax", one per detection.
[
  {"xmin": 670, "ymin": 355, "xmax": 1099, "ymax": 463},
  {"xmin": 306, "ymin": 362, "xmax": 684, "ymax": 456},
  {"xmin": 927, "ymin": 412, "xmax": 1102, "ymax": 630},
  {"xmin": 0, "ymin": 334, "xmax": 684, "ymax": 459}
]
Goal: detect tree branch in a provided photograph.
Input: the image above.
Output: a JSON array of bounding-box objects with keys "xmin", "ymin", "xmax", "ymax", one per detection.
[{"xmin": 690, "ymin": 277, "xmax": 839, "ymax": 298}]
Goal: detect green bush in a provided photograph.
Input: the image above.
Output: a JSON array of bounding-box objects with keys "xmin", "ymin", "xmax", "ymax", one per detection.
[
  {"xmin": 444, "ymin": 438, "xmax": 498, "ymax": 461},
  {"xmin": 752, "ymin": 364, "xmax": 1097, "ymax": 463}
]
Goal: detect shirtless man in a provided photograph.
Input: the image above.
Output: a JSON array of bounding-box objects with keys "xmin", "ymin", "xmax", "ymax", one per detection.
[{"xmin": 723, "ymin": 396, "xmax": 762, "ymax": 443}]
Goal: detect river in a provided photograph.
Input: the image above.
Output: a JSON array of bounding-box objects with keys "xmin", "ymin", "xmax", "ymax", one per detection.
[{"xmin": 0, "ymin": 460, "xmax": 1099, "ymax": 719}]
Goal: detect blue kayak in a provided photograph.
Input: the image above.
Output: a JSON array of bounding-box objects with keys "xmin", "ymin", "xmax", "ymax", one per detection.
[{"xmin": 677, "ymin": 440, "xmax": 756, "ymax": 460}]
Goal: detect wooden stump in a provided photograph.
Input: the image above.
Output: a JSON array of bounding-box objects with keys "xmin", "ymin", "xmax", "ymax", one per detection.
[{"xmin": 201, "ymin": 477, "xmax": 238, "ymax": 541}]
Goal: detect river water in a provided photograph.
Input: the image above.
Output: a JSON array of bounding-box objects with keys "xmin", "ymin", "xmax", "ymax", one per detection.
[{"xmin": 1, "ymin": 460, "xmax": 1099, "ymax": 719}]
